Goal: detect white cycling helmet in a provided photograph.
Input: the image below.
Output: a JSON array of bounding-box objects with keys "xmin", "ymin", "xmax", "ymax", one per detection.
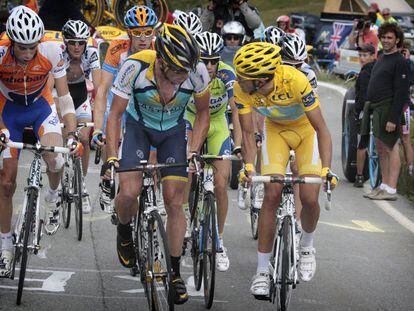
[
  {"xmin": 173, "ymin": 11, "xmax": 203, "ymax": 36},
  {"xmin": 62, "ymin": 20, "xmax": 90, "ymax": 40},
  {"xmin": 262, "ymin": 26, "xmax": 285, "ymax": 46},
  {"xmin": 282, "ymin": 34, "xmax": 307, "ymax": 64},
  {"xmin": 194, "ymin": 31, "xmax": 224, "ymax": 58},
  {"xmin": 6, "ymin": 5, "xmax": 44, "ymax": 44},
  {"xmin": 221, "ymin": 21, "xmax": 246, "ymax": 37}
]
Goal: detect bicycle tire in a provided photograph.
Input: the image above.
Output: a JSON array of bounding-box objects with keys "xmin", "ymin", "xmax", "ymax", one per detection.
[
  {"xmin": 280, "ymin": 217, "xmax": 293, "ymax": 311},
  {"xmin": 250, "ymin": 206, "xmax": 259, "ymax": 240},
  {"xmin": 74, "ymin": 158, "xmax": 83, "ymax": 241},
  {"xmin": 202, "ymin": 193, "xmax": 216, "ymax": 309},
  {"xmin": 148, "ymin": 210, "xmax": 174, "ymax": 311},
  {"xmin": 61, "ymin": 160, "xmax": 72, "ymax": 229},
  {"xmin": 81, "ymin": 0, "xmax": 104, "ymax": 27},
  {"xmin": 368, "ymin": 134, "xmax": 382, "ymax": 189},
  {"xmin": 16, "ymin": 188, "xmax": 37, "ymax": 305},
  {"xmin": 190, "ymin": 176, "xmax": 203, "ymax": 291}
]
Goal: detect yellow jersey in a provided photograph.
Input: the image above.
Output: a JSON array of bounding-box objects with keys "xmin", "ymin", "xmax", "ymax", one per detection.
[{"xmin": 234, "ymin": 65, "xmax": 319, "ymax": 127}]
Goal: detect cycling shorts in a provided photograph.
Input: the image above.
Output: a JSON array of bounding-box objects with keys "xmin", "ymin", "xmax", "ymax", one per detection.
[
  {"xmin": 0, "ymin": 96, "xmax": 62, "ymax": 159},
  {"xmin": 186, "ymin": 112, "xmax": 231, "ymax": 156},
  {"xmin": 75, "ymin": 98, "xmax": 92, "ymax": 120},
  {"xmin": 261, "ymin": 119, "xmax": 322, "ymax": 176},
  {"xmin": 118, "ymin": 114, "xmax": 188, "ymax": 181},
  {"xmin": 402, "ymin": 106, "xmax": 411, "ymax": 135}
]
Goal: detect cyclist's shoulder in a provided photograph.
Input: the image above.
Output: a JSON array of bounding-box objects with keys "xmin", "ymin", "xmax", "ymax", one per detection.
[
  {"xmin": 128, "ymin": 49, "xmax": 156, "ymax": 64},
  {"xmin": 278, "ymin": 65, "xmax": 311, "ymax": 91},
  {"xmin": 217, "ymin": 61, "xmax": 236, "ymax": 82}
]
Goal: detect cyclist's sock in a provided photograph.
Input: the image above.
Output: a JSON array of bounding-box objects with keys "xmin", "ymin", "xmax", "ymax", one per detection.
[
  {"xmin": 0, "ymin": 231, "xmax": 13, "ymax": 251},
  {"xmin": 300, "ymin": 230, "xmax": 314, "ymax": 248},
  {"xmin": 117, "ymin": 222, "xmax": 132, "ymax": 240},
  {"xmin": 171, "ymin": 256, "xmax": 181, "ymax": 277},
  {"xmin": 379, "ymin": 183, "xmax": 387, "ymax": 190},
  {"xmin": 386, "ymin": 185, "xmax": 396, "ymax": 194},
  {"xmin": 257, "ymin": 251, "xmax": 271, "ymax": 273},
  {"xmin": 219, "ymin": 236, "xmax": 224, "ymax": 251}
]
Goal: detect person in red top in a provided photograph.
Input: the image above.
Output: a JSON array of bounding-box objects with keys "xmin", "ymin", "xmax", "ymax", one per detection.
[
  {"xmin": 349, "ymin": 18, "xmax": 379, "ymax": 55},
  {"xmin": 0, "ymin": 6, "xmax": 80, "ymax": 276}
]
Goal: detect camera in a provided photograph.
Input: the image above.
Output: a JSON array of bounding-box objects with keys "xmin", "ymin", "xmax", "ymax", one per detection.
[{"xmin": 356, "ymin": 18, "xmax": 370, "ymax": 30}]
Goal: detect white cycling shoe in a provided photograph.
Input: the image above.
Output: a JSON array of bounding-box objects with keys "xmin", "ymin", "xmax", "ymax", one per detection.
[
  {"xmin": 82, "ymin": 185, "xmax": 91, "ymax": 214},
  {"xmin": 250, "ymin": 271, "xmax": 270, "ymax": 297},
  {"xmin": 0, "ymin": 249, "xmax": 13, "ymax": 277},
  {"xmin": 216, "ymin": 247, "xmax": 230, "ymax": 272},
  {"xmin": 298, "ymin": 246, "xmax": 316, "ymax": 282}
]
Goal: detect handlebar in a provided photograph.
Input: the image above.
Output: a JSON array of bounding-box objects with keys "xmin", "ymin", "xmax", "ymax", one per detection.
[{"xmin": 6, "ymin": 141, "xmax": 70, "ymax": 154}]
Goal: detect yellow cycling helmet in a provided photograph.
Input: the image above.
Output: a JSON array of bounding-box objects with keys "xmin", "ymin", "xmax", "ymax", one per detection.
[
  {"xmin": 233, "ymin": 42, "xmax": 282, "ymax": 79},
  {"xmin": 155, "ymin": 23, "xmax": 200, "ymax": 72}
]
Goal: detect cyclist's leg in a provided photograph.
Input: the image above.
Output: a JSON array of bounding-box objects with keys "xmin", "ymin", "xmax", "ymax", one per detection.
[
  {"xmin": 75, "ymin": 98, "xmax": 93, "ymax": 176},
  {"xmin": 295, "ymin": 125, "xmax": 322, "ymax": 282}
]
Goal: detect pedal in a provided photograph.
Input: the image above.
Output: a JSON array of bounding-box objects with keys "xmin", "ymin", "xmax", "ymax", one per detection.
[
  {"xmin": 110, "ymin": 213, "xmax": 119, "ymax": 225},
  {"xmin": 253, "ymin": 294, "xmax": 270, "ymax": 301},
  {"xmin": 44, "ymin": 210, "xmax": 60, "ymax": 235}
]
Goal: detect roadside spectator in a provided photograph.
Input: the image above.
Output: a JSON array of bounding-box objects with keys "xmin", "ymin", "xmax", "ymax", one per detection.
[
  {"xmin": 276, "ymin": 15, "xmax": 306, "ymax": 42},
  {"xmin": 363, "ymin": 23, "xmax": 410, "ymax": 200},
  {"xmin": 200, "ymin": 0, "xmax": 261, "ymax": 42},
  {"xmin": 400, "ymin": 40, "xmax": 414, "ymax": 175},
  {"xmin": 39, "ymin": 0, "xmax": 86, "ymax": 31},
  {"xmin": 382, "ymin": 8, "xmax": 397, "ymax": 24},
  {"xmin": 349, "ymin": 17, "xmax": 379, "ymax": 54},
  {"xmin": 220, "ymin": 21, "xmax": 245, "ymax": 67},
  {"xmin": 353, "ymin": 44, "xmax": 377, "ymax": 187},
  {"xmin": 369, "ymin": 2, "xmax": 383, "ymax": 27}
]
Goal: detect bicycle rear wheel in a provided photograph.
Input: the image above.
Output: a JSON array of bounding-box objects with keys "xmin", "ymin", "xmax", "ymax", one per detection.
[
  {"xmin": 280, "ymin": 217, "xmax": 294, "ymax": 311},
  {"xmin": 368, "ymin": 134, "xmax": 381, "ymax": 189},
  {"xmin": 16, "ymin": 188, "xmax": 37, "ymax": 305},
  {"xmin": 73, "ymin": 158, "xmax": 83, "ymax": 241},
  {"xmin": 202, "ymin": 193, "xmax": 216, "ymax": 309},
  {"xmin": 148, "ymin": 210, "xmax": 174, "ymax": 311}
]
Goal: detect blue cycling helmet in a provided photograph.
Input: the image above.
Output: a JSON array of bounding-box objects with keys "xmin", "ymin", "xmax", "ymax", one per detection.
[{"xmin": 124, "ymin": 5, "xmax": 158, "ymax": 28}]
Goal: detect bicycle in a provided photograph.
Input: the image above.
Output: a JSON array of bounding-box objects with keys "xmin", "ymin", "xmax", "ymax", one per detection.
[
  {"xmin": 188, "ymin": 154, "xmax": 239, "ymax": 309},
  {"xmin": 58, "ymin": 122, "xmax": 94, "ymax": 241},
  {"xmin": 0, "ymin": 140, "xmax": 69, "ymax": 305},
  {"xmin": 250, "ymin": 151, "xmax": 332, "ymax": 311},
  {"xmin": 115, "ymin": 160, "xmax": 188, "ymax": 311}
]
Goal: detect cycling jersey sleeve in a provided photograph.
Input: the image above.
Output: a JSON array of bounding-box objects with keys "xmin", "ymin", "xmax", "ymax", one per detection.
[
  {"xmin": 45, "ymin": 41, "xmax": 66, "ymax": 79},
  {"xmin": 111, "ymin": 59, "xmax": 141, "ymax": 100},
  {"xmin": 294, "ymin": 71, "xmax": 320, "ymax": 112},
  {"xmin": 192, "ymin": 62, "xmax": 211, "ymax": 98},
  {"xmin": 306, "ymin": 69, "xmax": 318, "ymax": 93},
  {"xmin": 87, "ymin": 46, "xmax": 100, "ymax": 71},
  {"xmin": 233, "ymin": 82, "xmax": 252, "ymax": 115},
  {"xmin": 102, "ymin": 40, "xmax": 125, "ymax": 75},
  {"xmin": 218, "ymin": 67, "xmax": 236, "ymax": 99}
]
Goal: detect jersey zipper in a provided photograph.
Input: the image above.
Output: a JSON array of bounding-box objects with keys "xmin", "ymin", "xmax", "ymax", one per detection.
[{"xmin": 24, "ymin": 68, "xmax": 28, "ymax": 106}]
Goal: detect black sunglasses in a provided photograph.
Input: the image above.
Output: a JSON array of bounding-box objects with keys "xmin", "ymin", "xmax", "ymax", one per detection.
[
  {"xmin": 201, "ymin": 58, "xmax": 220, "ymax": 66},
  {"xmin": 66, "ymin": 40, "xmax": 87, "ymax": 46},
  {"xmin": 224, "ymin": 34, "xmax": 241, "ymax": 41}
]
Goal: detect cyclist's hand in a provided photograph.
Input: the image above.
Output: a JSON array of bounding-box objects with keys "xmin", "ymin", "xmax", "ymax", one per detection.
[
  {"xmin": 232, "ymin": 146, "xmax": 242, "ymax": 159},
  {"xmin": 188, "ymin": 151, "xmax": 199, "ymax": 173},
  {"xmin": 92, "ymin": 130, "xmax": 105, "ymax": 147},
  {"xmin": 101, "ymin": 157, "xmax": 119, "ymax": 180},
  {"xmin": 0, "ymin": 128, "xmax": 10, "ymax": 150},
  {"xmin": 255, "ymin": 132, "xmax": 262, "ymax": 148},
  {"xmin": 67, "ymin": 137, "xmax": 83, "ymax": 157},
  {"xmin": 239, "ymin": 163, "xmax": 255, "ymax": 186},
  {"xmin": 321, "ymin": 167, "xmax": 338, "ymax": 191}
]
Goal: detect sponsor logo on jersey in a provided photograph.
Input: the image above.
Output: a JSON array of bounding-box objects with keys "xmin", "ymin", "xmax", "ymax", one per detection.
[
  {"xmin": 271, "ymin": 92, "xmax": 293, "ymax": 101},
  {"xmin": 302, "ymin": 91, "xmax": 316, "ymax": 107},
  {"xmin": 118, "ymin": 63, "xmax": 136, "ymax": 87},
  {"xmin": 111, "ymin": 42, "xmax": 128, "ymax": 55},
  {"xmin": 0, "ymin": 49, "xmax": 5, "ymax": 58},
  {"xmin": 1, "ymin": 73, "xmax": 49, "ymax": 83},
  {"xmin": 57, "ymin": 59, "xmax": 65, "ymax": 67},
  {"xmin": 48, "ymin": 114, "xmax": 59, "ymax": 126},
  {"xmin": 32, "ymin": 65, "xmax": 42, "ymax": 71}
]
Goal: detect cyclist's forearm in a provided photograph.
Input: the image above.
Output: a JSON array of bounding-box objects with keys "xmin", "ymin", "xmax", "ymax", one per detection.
[
  {"xmin": 240, "ymin": 113, "xmax": 257, "ymax": 165},
  {"xmin": 317, "ymin": 129, "xmax": 332, "ymax": 169},
  {"xmin": 63, "ymin": 113, "xmax": 77, "ymax": 134},
  {"xmin": 93, "ymin": 88, "xmax": 107, "ymax": 131},
  {"xmin": 230, "ymin": 101, "xmax": 242, "ymax": 147},
  {"xmin": 105, "ymin": 111, "xmax": 122, "ymax": 160},
  {"xmin": 190, "ymin": 109, "xmax": 210, "ymax": 153}
]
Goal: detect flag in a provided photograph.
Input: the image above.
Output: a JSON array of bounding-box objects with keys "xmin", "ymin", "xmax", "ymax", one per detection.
[{"xmin": 328, "ymin": 22, "xmax": 353, "ymax": 54}]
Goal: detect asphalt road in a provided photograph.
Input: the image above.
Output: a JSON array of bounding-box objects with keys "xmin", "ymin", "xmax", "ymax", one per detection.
[{"xmin": 1, "ymin": 85, "xmax": 414, "ymax": 311}]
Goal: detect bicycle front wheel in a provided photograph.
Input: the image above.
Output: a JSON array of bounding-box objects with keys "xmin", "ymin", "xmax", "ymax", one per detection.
[
  {"xmin": 280, "ymin": 217, "xmax": 294, "ymax": 311},
  {"xmin": 16, "ymin": 188, "xmax": 37, "ymax": 305},
  {"xmin": 73, "ymin": 158, "xmax": 83, "ymax": 241},
  {"xmin": 81, "ymin": 0, "xmax": 104, "ymax": 27},
  {"xmin": 61, "ymin": 160, "xmax": 72, "ymax": 229},
  {"xmin": 148, "ymin": 210, "xmax": 174, "ymax": 311},
  {"xmin": 190, "ymin": 175, "xmax": 203, "ymax": 291},
  {"xmin": 368, "ymin": 134, "xmax": 381, "ymax": 189},
  {"xmin": 202, "ymin": 193, "xmax": 217, "ymax": 309}
]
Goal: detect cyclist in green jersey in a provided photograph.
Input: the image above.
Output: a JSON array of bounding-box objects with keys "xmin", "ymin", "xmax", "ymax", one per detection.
[{"xmin": 185, "ymin": 31, "xmax": 242, "ymax": 271}]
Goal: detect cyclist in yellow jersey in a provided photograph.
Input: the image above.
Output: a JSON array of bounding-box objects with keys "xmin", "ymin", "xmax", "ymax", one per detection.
[{"xmin": 234, "ymin": 42, "xmax": 338, "ymax": 297}]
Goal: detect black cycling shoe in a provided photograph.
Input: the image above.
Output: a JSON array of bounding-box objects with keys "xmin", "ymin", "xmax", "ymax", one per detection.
[
  {"xmin": 353, "ymin": 174, "xmax": 364, "ymax": 188},
  {"xmin": 116, "ymin": 232, "xmax": 136, "ymax": 268},
  {"xmin": 172, "ymin": 275, "xmax": 189, "ymax": 305}
]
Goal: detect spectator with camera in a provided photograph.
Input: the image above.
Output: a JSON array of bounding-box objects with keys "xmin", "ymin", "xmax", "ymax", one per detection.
[
  {"xmin": 200, "ymin": 0, "xmax": 261, "ymax": 42},
  {"xmin": 349, "ymin": 16, "xmax": 379, "ymax": 54},
  {"xmin": 362, "ymin": 23, "xmax": 410, "ymax": 200}
]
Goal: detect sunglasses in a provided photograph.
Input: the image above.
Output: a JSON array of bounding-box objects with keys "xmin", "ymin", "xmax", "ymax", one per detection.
[
  {"xmin": 15, "ymin": 43, "xmax": 38, "ymax": 51},
  {"xmin": 129, "ymin": 28, "xmax": 154, "ymax": 38},
  {"xmin": 202, "ymin": 58, "xmax": 220, "ymax": 66},
  {"xmin": 224, "ymin": 34, "xmax": 241, "ymax": 41},
  {"xmin": 66, "ymin": 40, "xmax": 87, "ymax": 46}
]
